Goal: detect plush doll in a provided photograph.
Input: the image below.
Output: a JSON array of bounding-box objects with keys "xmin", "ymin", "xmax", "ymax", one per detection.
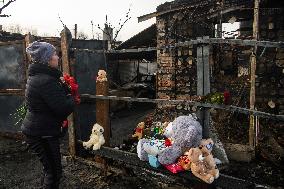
[
  {"xmin": 132, "ymin": 122, "xmax": 145, "ymax": 140},
  {"xmin": 96, "ymin": 69, "xmax": 107, "ymax": 82},
  {"xmin": 185, "ymin": 147, "xmax": 215, "ymax": 184},
  {"xmin": 158, "ymin": 114, "xmax": 202, "ymax": 165},
  {"xmin": 137, "ymin": 139, "xmax": 149, "ymax": 161},
  {"xmin": 83, "ymin": 123, "xmax": 105, "ymax": 151},
  {"xmin": 199, "ymin": 138, "xmax": 219, "ymax": 179}
]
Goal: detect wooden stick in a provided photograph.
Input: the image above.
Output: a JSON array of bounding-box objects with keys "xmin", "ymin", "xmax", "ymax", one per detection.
[{"xmin": 249, "ymin": 0, "xmax": 259, "ymax": 148}]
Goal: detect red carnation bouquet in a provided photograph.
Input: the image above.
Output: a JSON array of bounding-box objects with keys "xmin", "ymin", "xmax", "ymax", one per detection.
[
  {"xmin": 63, "ymin": 74, "xmax": 81, "ymax": 104},
  {"xmin": 61, "ymin": 74, "xmax": 80, "ymax": 129}
]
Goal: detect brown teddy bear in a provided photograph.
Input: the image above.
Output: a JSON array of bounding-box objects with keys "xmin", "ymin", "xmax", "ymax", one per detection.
[
  {"xmin": 199, "ymin": 138, "xmax": 219, "ymax": 180},
  {"xmin": 185, "ymin": 147, "xmax": 215, "ymax": 184},
  {"xmin": 132, "ymin": 122, "xmax": 145, "ymax": 140},
  {"xmin": 185, "ymin": 138, "xmax": 220, "ymax": 184}
]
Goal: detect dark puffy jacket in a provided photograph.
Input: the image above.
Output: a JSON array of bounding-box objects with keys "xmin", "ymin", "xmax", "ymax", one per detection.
[{"xmin": 21, "ymin": 63, "xmax": 75, "ymax": 137}]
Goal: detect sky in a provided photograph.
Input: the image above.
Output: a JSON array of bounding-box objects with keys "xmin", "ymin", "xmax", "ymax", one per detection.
[{"xmin": 0, "ymin": 0, "xmax": 172, "ymax": 41}]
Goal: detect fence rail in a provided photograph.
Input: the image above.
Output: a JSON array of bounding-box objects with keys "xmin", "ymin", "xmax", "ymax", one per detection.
[{"xmin": 80, "ymin": 94, "xmax": 284, "ymax": 121}]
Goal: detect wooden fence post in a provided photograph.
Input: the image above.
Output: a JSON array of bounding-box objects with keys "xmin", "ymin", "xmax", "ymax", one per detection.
[
  {"xmin": 24, "ymin": 33, "xmax": 34, "ymax": 81},
  {"xmin": 96, "ymin": 75, "xmax": 110, "ymax": 146},
  {"xmin": 61, "ymin": 27, "xmax": 76, "ymax": 156},
  {"xmin": 249, "ymin": 0, "xmax": 259, "ymax": 148}
]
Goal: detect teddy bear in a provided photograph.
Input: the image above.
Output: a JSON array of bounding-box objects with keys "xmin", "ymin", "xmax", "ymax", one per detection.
[
  {"xmin": 132, "ymin": 122, "xmax": 145, "ymax": 140},
  {"xmin": 96, "ymin": 69, "xmax": 107, "ymax": 82},
  {"xmin": 199, "ymin": 138, "xmax": 219, "ymax": 179},
  {"xmin": 83, "ymin": 123, "xmax": 105, "ymax": 151},
  {"xmin": 158, "ymin": 114, "xmax": 202, "ymax": 165},
  {"xmin": 185, "ymin": 147, "xmax": 215, "ymax": 184}
]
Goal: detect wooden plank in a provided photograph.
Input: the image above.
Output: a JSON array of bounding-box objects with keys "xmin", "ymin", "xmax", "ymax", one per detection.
[
  {"xmin": 197, "ymin": 38, "xmax": 205, "ymax": 134},
  {"xmin": 176, "ymin": 38, "xmax": 284, "ymax": 48},
  {"xmin": 60, "ymin": 27, "xmax": 76, "ymax": 156},
  {"xmin": 0, "ymin": 89, "xmax": 24, "ymax": 96},
  {"xmin": 0, "ymin": 40, "xmax": 23, "ymax": 46},
  {"xmin": 72, "ymin": 39, "xmax": 284, "ymax": 55},
  {"xmin": 203, "ymin": 36, "xmax": 210, "ymax": 139},
  {"xmin": 196, "ymin": 36, "xmax": 210, "ymax": 138},
  {"xmin": 137, "ymin": 0, "xmax": 220, "ymax": 23},
  {"xmin": 197, "ymin": 39, "xmax": 204, "ymax": 96},
  {"xmin": 96, "ymin": 80, "xmax": 110, "ymax": 146},
  {"xmin": 249, "ymin": 0, "xmax": 259, "ymax": 148}
]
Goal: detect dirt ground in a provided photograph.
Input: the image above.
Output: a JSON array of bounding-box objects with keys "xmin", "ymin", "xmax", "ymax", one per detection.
[{"xmin": 0, "ymin": 136, "xmax": 190, "ymax": 189}]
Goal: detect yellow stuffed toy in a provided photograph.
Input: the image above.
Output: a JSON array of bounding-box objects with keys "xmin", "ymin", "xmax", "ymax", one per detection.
[{"xmin": 132, "ymin": 122, "xmax": 145, "ymax": 140}]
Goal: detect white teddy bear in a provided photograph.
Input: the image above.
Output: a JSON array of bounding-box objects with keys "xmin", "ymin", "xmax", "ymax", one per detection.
[{"xmin": 83, "ymin": 123, "xmax": 105, "ymax": 150}]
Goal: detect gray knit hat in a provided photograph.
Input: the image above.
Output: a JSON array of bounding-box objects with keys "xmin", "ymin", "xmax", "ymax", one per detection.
[{"xmin": 26, "ymin": 41, "xmax": 56, "ymax": 64}]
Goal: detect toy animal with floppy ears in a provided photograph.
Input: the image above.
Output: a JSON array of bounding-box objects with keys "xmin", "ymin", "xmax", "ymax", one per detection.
[
  {"xmin": 83, "ymin": 123, "xmax": 105, "ymax": 150},
  {"xmin": 158, "ymin": 115, "xmax": 202, "ymax": 165},
  {"xmin": 96, "ymin": 70, "xmax": 107, "ymax": 82},
  {"xmin": 199, "ymin": 138, "xmax": 219, "ymax": 180},
  {"xmin": 132, "ymin": 122, "xmax": 145, "ymax": 140},
  {"xmin": 185, "ymin": 147, "xmax": 215, "ymax": 184}
]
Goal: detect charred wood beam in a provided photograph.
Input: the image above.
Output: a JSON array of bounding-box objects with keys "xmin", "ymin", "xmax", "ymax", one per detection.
[
  {"xmin": 175, "ymin": 38, "xmax": 284, "ymax": 48},
  {"xmin": 138, "ymin": 0, "xmax": 212, "ymax": 23},
  {"xmin": 0, "ymin": 89, "xmax": 24, "ymax": 96},
  {"xmin": 79, "ymin": 144, "xmax": 260, "ymax": 189},
  {"xmin": 0, "ymin": 131, "xmax": 25, "ymax": 140},
  {"xmin": 80, "ymin": 94, "xmax": 284, "ymax": 121},
  {"xmin": 0, "ymin": 40, "xmax": 24, "ymax": 46},
  {"xmin": 72, "ymin": 39, "xmax": 283, "ymax": 55}
]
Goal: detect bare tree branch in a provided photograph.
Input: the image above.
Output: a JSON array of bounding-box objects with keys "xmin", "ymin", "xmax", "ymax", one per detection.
[
  {"xmin": 58, "ymin": 14, "xmax": 65, "ymax": 28},
  {"xmin": 95, "ymin": 6, "xmax": 131, "ymax": 48},
  {"xmin": 0, "ymin": 14, "xmax": 10, "ymax": 17},
  {"xmin": 0, "ymin": 0, "xmax": 16, "ymax": 15}
]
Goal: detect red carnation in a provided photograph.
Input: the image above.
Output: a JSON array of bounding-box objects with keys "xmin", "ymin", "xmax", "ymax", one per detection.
[
  {"xmin": 62, "ymin": 74, "xmax": 81, "ymax": 128},
  {"xmin": 223, "ymin": 90, "xmax": 230, "ymax": 105}
]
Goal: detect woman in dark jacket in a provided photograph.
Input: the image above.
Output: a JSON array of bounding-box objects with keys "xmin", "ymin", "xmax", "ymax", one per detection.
[{"xmin": 21, "ymin": 41, "xmax": 75, "ymax": 189}]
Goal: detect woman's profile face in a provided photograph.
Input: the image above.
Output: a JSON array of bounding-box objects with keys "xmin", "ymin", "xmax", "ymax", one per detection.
[{"xmin": 48, "ymin": 51, "xmax": 59, "ymax": 68}]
